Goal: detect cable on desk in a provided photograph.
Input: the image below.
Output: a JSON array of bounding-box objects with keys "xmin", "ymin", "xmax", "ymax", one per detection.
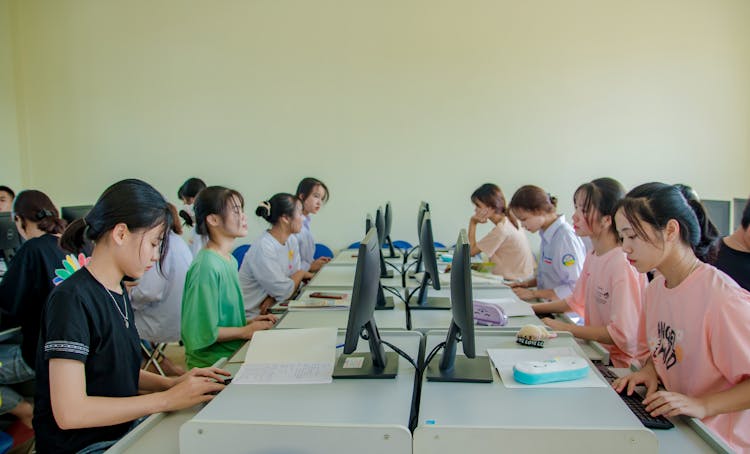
[
  {"xmin": 420, "ymin": 341, "xmax": 447, "ymax": 376},
  {"xmin": 382, "ymin": 285, "xmax": 406, "ymax": 303},
  {"xmin": 380, "ymin": 339, "xmax": 419, "ymax": 371}
]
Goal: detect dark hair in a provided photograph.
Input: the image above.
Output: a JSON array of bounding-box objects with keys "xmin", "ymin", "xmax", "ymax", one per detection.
[
  {"xmin": 742, "ymin": 196, "xmax": 750, "ymax": 230},
  {"xmin": 573, "ymin": 178, "xmax": 625, "ymax": 237},
  {"xmin": 256, "ymin": 193, "xmax": 299, "ymax": 225},
  {"xmin": 615, "ymin": 182, "xmax": 716, "ymax": 262},
  {"xmin": 166, "ymin": 203, "xmax": 183, "ymax": 235},
  {"xmin": 672, "ymin": 184, "xmax": 720, "ymax": 262},
  {"xmin": 193, "ymin": 186, "xmax": 244, "ymax": 237},
  {"xmin": 296, "ymin": 177, "xmax": 329, "ymax": 203},
  {"xmin": 471, "ymin": 183, "xmax": 519, "ymax": 229},
  {"xmin": 0, "ymin": 185, "xmax": 14, "ymax": 199},
  {"xmin": 177, "ymin": 178, "xmax": 206, "ymax": 201},
  {"xmin": 12, "ymin": 190, "xmax": 67, "ymax": 235},
  {"xmin": 509, "ymin": 185, "xmax": 558, "ymax": 214},
  {"xmin": 59, "ymin": 179, "xmax": 172, "ymax": 263}
]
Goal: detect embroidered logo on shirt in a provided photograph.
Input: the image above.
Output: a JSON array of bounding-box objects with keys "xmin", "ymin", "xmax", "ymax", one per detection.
[
  {"xmin": 542, "ymin": 254, "xmax": 553, "ymax": 265},
  {"xmin": 288, "ymin": 249, "xmax": 294, "ymax": 271},
  {"xmin": 561, "ymin": 254, "xmax": 576, "ymax": 267},
  {"xmin": 650, "ymin": 321, "xmax": 683, "ymax": 370}
]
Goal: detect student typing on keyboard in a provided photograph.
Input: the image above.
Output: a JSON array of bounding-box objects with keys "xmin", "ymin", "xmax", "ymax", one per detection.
[{"xmin": 613, "ymin": 183, "xmax": 750, "ymax": 452}]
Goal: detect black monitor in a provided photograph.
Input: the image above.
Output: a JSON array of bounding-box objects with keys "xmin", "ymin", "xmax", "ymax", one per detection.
[
  {"xmin": 365, "ymin": 214, "xmax": 394, "ymax": 311},
  {"xmin": 426, "ymin": 229, "xmax": 492, "ymax": 383},
  {"xmin": 411, "ymin": 212, "xmax": 451, "ymax": 310},
  {"xmin": 61, "ymin": 205, "xmax": 93, "ymax": 224},
  {"xmin": 333, "ymin": 228, "xmax": 398, "ymax": 379},
  {"xmin": 734, "ymin": 198, "xmax": 748, "ymax": 231},
  {"xmin": 0, "ymin": 213, "xmax": 22, "ymax": 263},
  {"xmin": 374, "ymin": 207, "xmax": 394, "ymax": 279},
  {"xmin": 413, "ymin": 201, "xmax": 430, "ymax": 274},
  {"xmin": 382, "ymin": 202, "xmax": 401, "ymax": 259},
  {"xmin": 702, "ymin": 200, "xmax": 731, "ymax": 237}
]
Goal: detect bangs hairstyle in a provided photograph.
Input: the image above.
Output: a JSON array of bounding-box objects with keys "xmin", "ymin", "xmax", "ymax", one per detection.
[
  {"xmin": 296, "ymin": 177, "xmax": 329, "ymax": 203},
  {"xmin": 59, "ymin": 179, "xmax": 172, "ymax": 268},
  {"xmin": 194, "ymin": 186, "xmax": 245, "ymax": 236},
  {"xmin": 615, "ymin": 183, "xmax": 713, "ymax": 260},
  {"xmin": 471, "ymin": 183, "xmax": 519, "ymax": 229},
  {"xmin": 12, "ymin": 189, "xmax": 67, "ymax": 235},
  {"xmin": 509, "ymin": 185, "xmax": 557, "ymax": 214},
  {"xmin": 573, "ymin": 177, "xmax": 625, "ymax": 237}
]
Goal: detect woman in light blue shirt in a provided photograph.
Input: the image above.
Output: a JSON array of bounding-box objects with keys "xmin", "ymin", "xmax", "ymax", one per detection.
[
  {"xmin": 294, "ymin": 177, "xmax": 331, "ymax": 272},
  {"xmin": 508, "ymin": 185, "xmax": 586, "ymax": 301},
  {"xmin": 239, "ymin": 193, "xmax": 313, "ymax": 317}
]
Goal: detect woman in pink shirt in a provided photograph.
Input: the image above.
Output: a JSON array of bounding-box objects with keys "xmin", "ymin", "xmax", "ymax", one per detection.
[
  {"xmin": 467, "ymin": 183, "xmax": 535, "ymax": 281},
  {"xmin": 613, "ymin": 182, "xmax": 750, "ymax": 453},
  {"xmin": 532, "ymin": 178, "xmax": 646, "ymax": 368}
]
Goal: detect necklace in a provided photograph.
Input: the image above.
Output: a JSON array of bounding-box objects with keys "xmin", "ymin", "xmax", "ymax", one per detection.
[{"xmin": 87, "ymin": 266, "xmax": 130, "ymax": 328}]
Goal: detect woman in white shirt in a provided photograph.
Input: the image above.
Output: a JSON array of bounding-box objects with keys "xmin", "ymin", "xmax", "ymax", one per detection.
[{"xmin": 239, "ymin": 193, "xmax": 313, "ymax": 317}]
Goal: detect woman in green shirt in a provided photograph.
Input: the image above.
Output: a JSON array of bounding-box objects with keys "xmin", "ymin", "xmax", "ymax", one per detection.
[{"xmin": 181, "ymin": 187, "xmax": 277, "ymax": 369}]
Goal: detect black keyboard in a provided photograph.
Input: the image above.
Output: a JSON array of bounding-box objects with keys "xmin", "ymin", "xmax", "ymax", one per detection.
[{"xmin": 595, "ymin": 364, "xmax": 674, "ymax": 430}]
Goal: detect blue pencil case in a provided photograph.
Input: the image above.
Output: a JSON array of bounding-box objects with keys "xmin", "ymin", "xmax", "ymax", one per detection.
[{"xmin": 513, "ymin": 356, "xmax": 589, "ymax": 385}]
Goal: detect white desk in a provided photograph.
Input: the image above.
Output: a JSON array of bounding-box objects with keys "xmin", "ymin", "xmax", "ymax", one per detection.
[
  {"xmin": 179, "ymin": 330, "xmax": 420, "ymax": 454},
  {"xmin": 306, "ymin": 265, "xmax": 403, "ymax": 289},
  {"xmin": 276, "ymin": 305, "xmax": 407, "ymax": 330},
  {"xmin": 327, "ymin": 248, "xmax": 404, "ymax": 267},
  {"xmin": 414, "ymin": 330, "xmax": 659, "ymax": 454}
]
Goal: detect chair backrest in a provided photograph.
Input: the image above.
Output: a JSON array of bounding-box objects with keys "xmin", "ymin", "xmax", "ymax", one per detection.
[
  {"xmin": 391, "ymin": 240, "xmax": 413, "ymax": 250},
  {"xmin": 314, "ymin": 243, "xmax": 333, "ymax": 259},
  {"xmin": 232, "ymin": 244, "xmax": 251, "ymax": 269},
  {"xmin": 347, "ymin": 241, "xmax": 360, "ymax": 249}
]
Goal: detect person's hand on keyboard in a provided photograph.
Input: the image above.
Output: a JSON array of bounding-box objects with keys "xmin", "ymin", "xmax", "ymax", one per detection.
[
  {"xmin": 612, "ymin": 360, "xmax": 659, "ymax": 399},
  {"xmin": 643, "ymin": 390, "xmax": 707, "ymax": 419}
]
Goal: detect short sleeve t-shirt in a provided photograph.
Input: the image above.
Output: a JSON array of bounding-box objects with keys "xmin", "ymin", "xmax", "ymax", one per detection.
[
  {"xmin": 33, "ymin": 267, "xmax": 142, "ymax": 454},
  {"xmin": 181, "ymin": 249, "xmax": 246, "ymax": 369},
  {"xmin": 565, "ymin": 248, "xmax": 646, "ymax": 368},
  {"xmin": 642, "ymin": 264, "xmax": 750, "ymax": 452},
  {"xmin": 714, "ymin": 239, "xmax": 750, "ymax": 291},
  {"xmin": 476, "ymin": 217, "xmax": 535, "ymax": 280}
]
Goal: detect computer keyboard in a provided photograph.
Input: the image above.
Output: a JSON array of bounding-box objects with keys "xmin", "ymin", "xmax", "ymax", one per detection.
[{"xmin": 595, "ymin": 364, "xmax": 674, "ymax": 430}]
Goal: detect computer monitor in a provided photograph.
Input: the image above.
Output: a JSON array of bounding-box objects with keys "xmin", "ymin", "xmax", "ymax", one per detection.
[
  {"xmin": 61, "ymin": 205, "xmax": 93, "ymax": 224},
  {"xmin": 426, "ymin": 229, "xmax": 492, "ymax": 383},
  {"xmin": 0, "ymin": 213, "xmax": 22, "ymax": 263},
  {"xmin": 702, "ymin": 199, "xmax": 731, "ymax": 237},
  {"xmin": 374, "ymin": 206, "xmax": 394, "ymax": 279},
  {"xmin": 382, "ymin": 202, "xmax": 401, "ymax": 259},
  {"xmin": 734, "ymin": 198, "xmax": 748, "ymax": 231},
  {"xmin": 333, "ymin": 228, "xmax": 398, "ymax": 379},
  {"xmin": 412, "ymin": 201, "xmax": 430, "ymax": 274},
  {"xmin": 365, "ymin": 214, "xmax": 394, "ymax": 311},
  {"xmin": 411, "ymin": 212, "xmax": 451, "ymax": 310}
]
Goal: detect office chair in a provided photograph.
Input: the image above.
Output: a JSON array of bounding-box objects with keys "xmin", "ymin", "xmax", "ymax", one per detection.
[
  {"xmin": 232, "ymin": 244, "xmax": 251, "ymax": 269},
  {"xmin": 313, "ymin": 243, "xmax": 333, "ymax": 259}
]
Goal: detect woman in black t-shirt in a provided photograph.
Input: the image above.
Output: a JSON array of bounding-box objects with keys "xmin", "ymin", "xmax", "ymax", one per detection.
[
  {"xmin": 34, "ymin": 179, "xmax": 229, "ymax": 454},
  {"xmin": 0, "ymin": 190, "xmax": 66, "ymax": 431},
  {"xmin": 714, "ymin": 197, "xmax": 750, "ymax": 291}
]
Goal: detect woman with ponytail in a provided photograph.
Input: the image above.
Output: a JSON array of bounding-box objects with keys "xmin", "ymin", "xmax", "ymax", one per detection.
[
  {"xmin": 0, "ymin": 190, "xmax": 67, "ymax": 431},
  {"xmin": 612, "ymin": 183, "xmax": 750, "ymax": 452},
  {"xmin": 239, "ymin": 193, "xmax": 313, "ymax": 318},
  {"xmin": 35, "ymin": 180, "xmax": 230, "ymax": 454}
]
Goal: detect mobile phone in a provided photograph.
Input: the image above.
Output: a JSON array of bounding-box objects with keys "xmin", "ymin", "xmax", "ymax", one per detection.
[{"xmin": 309, "ymin": 292, "xmax": 346, "ymax": 299}]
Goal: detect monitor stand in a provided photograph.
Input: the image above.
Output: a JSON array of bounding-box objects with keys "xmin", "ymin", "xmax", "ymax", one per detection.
[
  {"xmin": 333, "ymin": 352, "xmax": 399, "ymax": 379},
  {"xmin": 426, "ymin": 355, "xmax": 492, "ymax": 383},
  {"xmin": 409, "ymin": 296, "xmax": 451, "ymax": 310}
]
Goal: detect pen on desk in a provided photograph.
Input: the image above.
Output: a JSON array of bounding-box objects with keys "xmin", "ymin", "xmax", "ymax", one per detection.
[{"xmin": 336, "ymin": 343, "xmax": 345, "ymax": 349}]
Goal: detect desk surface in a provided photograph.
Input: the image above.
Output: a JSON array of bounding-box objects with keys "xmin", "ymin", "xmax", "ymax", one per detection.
[
  {"xmin": 327, "ymin": 249, "xmax": 404, "ymax": 267},
  {"xmin": 180, "ymin": 330, "xmax": 420, "ymax": 454},
  {"xmin": 306, "ymin": 265, "xmax": 403, "ymax": 289},
  {"xmin": 276, "ymin": 306, "xmax": 407, "ymax": 331}
]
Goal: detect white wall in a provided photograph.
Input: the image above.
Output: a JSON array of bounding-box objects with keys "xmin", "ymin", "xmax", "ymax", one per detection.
[
  {"xmin": 0, "ymin": 0, "xmax": 23, "ymax": 190},
  {"xmin": 6, "ymin": 0, "xmax": 750, "ymax": 249}
]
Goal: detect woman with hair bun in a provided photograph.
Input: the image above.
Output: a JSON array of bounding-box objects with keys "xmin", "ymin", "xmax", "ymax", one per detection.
[{"xmin": 239, "ymin": 193, "xmax": 313, "ymax": 318}]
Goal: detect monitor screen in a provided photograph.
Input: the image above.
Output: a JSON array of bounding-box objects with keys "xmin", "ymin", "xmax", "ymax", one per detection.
[
  {"xmin": 702, "ymin": 200, "xmax": 731, "ymax": 237},
  {"xmin": 61, "ymin": 205, "xmax": 93, "ymax": 224},
  {"xmin": 0, "ymin": 212, "xmax": 22, "ymax": 263},
  {"xmin": 426, "ymin": 229, "xmax": 491, "ymax": 383},
  {"xmin": 333, "ymin": 228, "xmax": 398, "ymax": 379},
  {"xmin": 374, "ymin": 206, "xmax": 393, "ymax": 278},
  {"xmin": 734, "ymin": 198, "xmax": 748, "ymax": 231},
  {"xmin": 411, "ymin": 212, "xmax": 451, "ymax": 310}
]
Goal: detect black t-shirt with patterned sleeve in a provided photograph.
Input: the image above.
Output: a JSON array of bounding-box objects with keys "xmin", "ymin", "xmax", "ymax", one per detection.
[{"xmin": 33, "ymin": 267, "xmax": 142, "ymax": 454}]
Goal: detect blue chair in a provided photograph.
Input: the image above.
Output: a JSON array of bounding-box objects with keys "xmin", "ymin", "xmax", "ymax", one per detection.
[
  {"xmin": 347, "ymin": 242, "xmax": 360, "ymax": 249},
  {"xmin": 434, "ymin": 242, "xmax": 446, "ymax": 249},
  {"xmin": 232, "ymin": 244, "xmax": 251, "ymax": 269},
  {"xmin": 0, "ymin": 431, "xmax": 12, "ymax": 454},
  {"xmin": 314, "ymin": 243, "xmax": 333, "ymax": 259}
]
